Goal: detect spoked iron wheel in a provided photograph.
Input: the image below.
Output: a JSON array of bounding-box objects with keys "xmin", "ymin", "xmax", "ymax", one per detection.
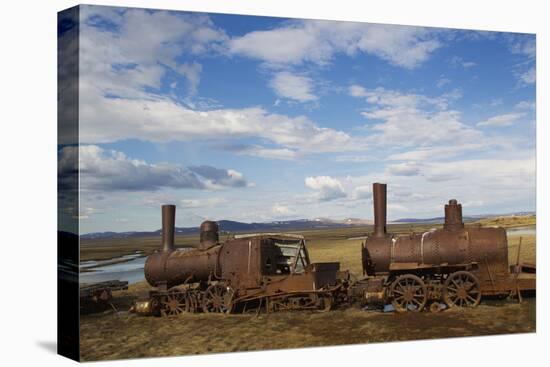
[
  {"xmin": 202, "ymin": 284, "xmax": 235, "ymax": 314},
  {"xmin": 443, "ymin": 271, "xmax": 481, "ymax": 308},
  {"xmin": 160, "ymin": 291, "xmax": 189, "ymax": 316},
  {"xmin": 390, "ymin": 274, "xmax": 427, "ymax": 312}
]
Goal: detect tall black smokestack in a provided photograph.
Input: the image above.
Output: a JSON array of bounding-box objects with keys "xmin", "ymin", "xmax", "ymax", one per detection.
[
  {"xmin": 373, "ymin": 183, "xmax": 387, "ymax": 237},
  {"xmin": 162, "ymin": 205, "xmax": 176, "ymax": 252}
]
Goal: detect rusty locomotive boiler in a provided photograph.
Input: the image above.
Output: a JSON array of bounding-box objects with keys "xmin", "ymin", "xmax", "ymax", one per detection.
[
  {"xmin": 135, "ymin": 205, "xmax": 347, "ymax": 316},
  {"xmin": 358, "ymin": 183, "xmax": 536, "ymax": 312}
]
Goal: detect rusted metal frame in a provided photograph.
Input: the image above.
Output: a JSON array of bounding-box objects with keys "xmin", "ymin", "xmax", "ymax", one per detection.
[
  {"xmin": 108, "ymin": 302, "xmax": 119, "ymax": 313},
  {"xmin": 247, "ymin": 240, "xmax": 252, "ymax": 274},
  {"xmin": 420, "ymin": 231, "xmax": 428, "ymax": 264},
  {"xmin": 513, "ymin": 237, "xmax": 523, "ymax": 303},
  {"xmin": 291, "ymin": 239, "xmax": 306, "ymax": 273},
  {"xmin": 234, "ymin": 233, "xmax": 305, "ymax": 240},
  {"xmin": 301, "ymin": 239, "xmax": 312, "ymax": 267},
  {"xmin": 255, "ymin": 297, "xmax": 263, "ymax": 317},
  {"xmin": 256, "ymin": 261, "xmax": 321, "ymax": 289},
  {"xmin": 268, "ymin": 292, "xmax": 321, "ymax": 311},
  {"xmin": 484, "ymin": 254, "xmax": 496, "ymax": 292},
  {"xmin": 389, "ymin": 261, "xmax": 478, "ymax": 274},
  {"xmin": 213, "ymin": 242, "xmax": 225, "ymax": 279},
  {"xmin": 233, "ymin": 284, "xmax": 342, "ymax": 304}
]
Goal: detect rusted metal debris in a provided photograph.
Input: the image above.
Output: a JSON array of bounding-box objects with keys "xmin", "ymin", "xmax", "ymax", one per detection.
[
  {"xmin": 132, "ymin": 183, "xmax": 535, "ymax": 316},
  {"xmin": 80, "ymin": 280, "xmax": 128, "ymax": 312}
]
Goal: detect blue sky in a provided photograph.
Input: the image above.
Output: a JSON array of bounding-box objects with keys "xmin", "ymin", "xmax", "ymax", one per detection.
[{"xmin": 60, "ymin": 5, "xmax": 536, "ymax": 233}]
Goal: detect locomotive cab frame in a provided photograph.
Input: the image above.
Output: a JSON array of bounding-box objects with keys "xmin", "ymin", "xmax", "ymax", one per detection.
[{"xmin": 226, "ymin": 234, "xmax": 342, "ymax": 300}]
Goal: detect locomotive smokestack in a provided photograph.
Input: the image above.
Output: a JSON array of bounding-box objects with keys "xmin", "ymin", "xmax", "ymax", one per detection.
[
  {"xmin": 161, "ymin": 205, "xmax": 176, "ymax": 252},
  {"xmin": 444, "ymin": 199, "xmax": 464, "ymax": 231},
  {"xmin": 373, "ymin": 183, "xmax": 387, "ymax": 237},
  {"xmin": 199, "ymin": 221, "xmax": 219, "ymax": 250}
]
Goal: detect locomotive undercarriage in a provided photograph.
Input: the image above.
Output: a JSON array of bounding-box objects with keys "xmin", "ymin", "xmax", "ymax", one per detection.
[
  {"xmin": 136, "ymin": 267, "xmax": 485, "ymax": 316},
  {"xmin": 385, "ymin": 270, "xmax": 482, "ymax": 312},
  {"xmin": 135, "ymin": 281, "xmax": 342, "ymax": 316}
]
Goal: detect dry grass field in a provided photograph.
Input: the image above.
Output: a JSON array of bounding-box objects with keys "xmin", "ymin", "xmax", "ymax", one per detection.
[
  {"xmin": 80, "ymin": 295, "xmax": 534, "ymax": 361},
  {"xmin": 475, "ymin": 214, "xmax": 536, "ymax": 228},
  {"xmin": 79, "ymin": 216, "xmax": 536, "ymax": 361}
]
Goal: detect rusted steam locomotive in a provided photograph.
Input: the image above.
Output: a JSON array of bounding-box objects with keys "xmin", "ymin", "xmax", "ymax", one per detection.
[
  {"xmin": 133, "ymin": 183, "xmax": 535, "ymax": 315},
  {"xmin": 357, "ymin": 183, "xmax": 535, "ymax": 312},
  {"xmin": 134, "ymin": 205, "xmax": 345, "ymax": 315}
]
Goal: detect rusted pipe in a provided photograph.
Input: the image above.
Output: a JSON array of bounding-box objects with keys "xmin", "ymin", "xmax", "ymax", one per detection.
[
  {"xmin": 161, "ymin": 205, "xmax": 176, "ymax": 252},
  {"xmin": 373, "ymin": 183, "xmax": 387, "ymax": 237}
]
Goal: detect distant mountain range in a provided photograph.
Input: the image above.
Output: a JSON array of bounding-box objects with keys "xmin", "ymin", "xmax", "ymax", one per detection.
[
  {"xmin": 81, "ymin": 211, "xmax": 534, "ymax": 240},
  {"xmin": 82, "ymin": 218, "xmax": 350, "ymax": 240}
]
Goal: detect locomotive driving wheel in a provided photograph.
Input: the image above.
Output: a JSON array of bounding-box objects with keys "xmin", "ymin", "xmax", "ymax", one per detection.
[
  {"xmin": 160, "ymin": 291, "xmax": 189, "ymax": 316},
  {"xmin": 443, "ymin": 271, "xmax": 481, "ymax": 308},
  {"xmin": 390, "ymin": 274, "xmax": 427, "ymax": 312},
  {"xmin": 202, "ymin": 284, "xmax": 235, "ymax": 314}
]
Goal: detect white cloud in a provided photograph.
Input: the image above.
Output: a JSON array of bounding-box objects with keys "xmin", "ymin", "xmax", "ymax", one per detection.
[
  {"xmin": 508, "ymin": 35, "xmax": 536, "ymax": 59},
  {"xmin": 505, "ymin": 34, "xmax": 535, "ymax": 85},
  {"xmin": 387, "ymin": 143, "xmax": 485, "ymax": 161},
  {"xmin": 177, "ymin": 61, "xmax": 203, "ymax": 94},
  {"xmin": 229, "ymin": 20, "xmax": 440, "ymax": 69},
  {"xmin": 80, "ymin": 7, "xmax": 228, "ymax": 99},
  {"xmin": 347, "ymin": 85, "xmax": 519, "ymax": 164},
  {"xmin": 425, "ymin": 158, "xmax": 535, "ymax": 188},
  {"xmin": 59, "ymin": 145, "xmax": 249, "ymax": 191},
  {"xmin": 449, "ymin": 56, "xmax": 476, "ymax": 69},
  {"xmin": 305, "ymin": 176, "xmax": 346, "ymax": 201},
  {"xmin": 341, "ymin": 156, "xmax": 535, "ymax": 217},
  {"xmin": 519, "ymin": 67, "xmax": 536, "ymax": 84},
  {"xmin": 352, "ymin": 185, "xmax": 372, "ymax": 200},
  {"xmin": 515, "ymin": 100, "xmax": 536, "ymax": 110},
  {"xmin": 386, "ymin": 162, "xmax": 422, "ymax": 176},
  {"xmin": 477, "ymin": 112, "xmax": 526, "ymax": 127},
  {"xmin": 77, "ymin": 9, "xmax": 368, "ymax": 157},
  {"xmin": 80, "ymin": 92, "xmax": 363, "ymax": 154},
  {"xmin": 180, "ymin": 197, "xmax": 227, "ymax": 209},
  {"xmin": 221, "ymin": 144, "xmax": 298, "ymax": 160},
  {"xmin": 270, "ymin": 71, "xmax": 317, "ymax": 102},
  {"xmin": 272, "ymin": 204, "xmax": 292, "ymax": 215},
  {"xmin": 333, "ymin": 155, "xmax": 375, "ymax": 163},
  {"xmin": 490, "ymin": 98, "xmax": 503, "ymax": 107},
  {"xmin": 436, "ymin": 77, "xmax": 451, "ymax": 88},
  {"xmin": 188, "ymin": 166, "xmax": 249, "ymax": 189},
  {"xmin": 78, "ymin": 207, "xmax": 104, "ymax": 220},
  {"xmin": 353, "ymin": 86, "xmax": 478, "ymax": 149},
  {"xmin": 249, "ymin": 147, "xmax": 298, "ymax": 160},
  {"xmin": 348, "ymin": 84, "xmax": 368, "ymax": 97}
]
